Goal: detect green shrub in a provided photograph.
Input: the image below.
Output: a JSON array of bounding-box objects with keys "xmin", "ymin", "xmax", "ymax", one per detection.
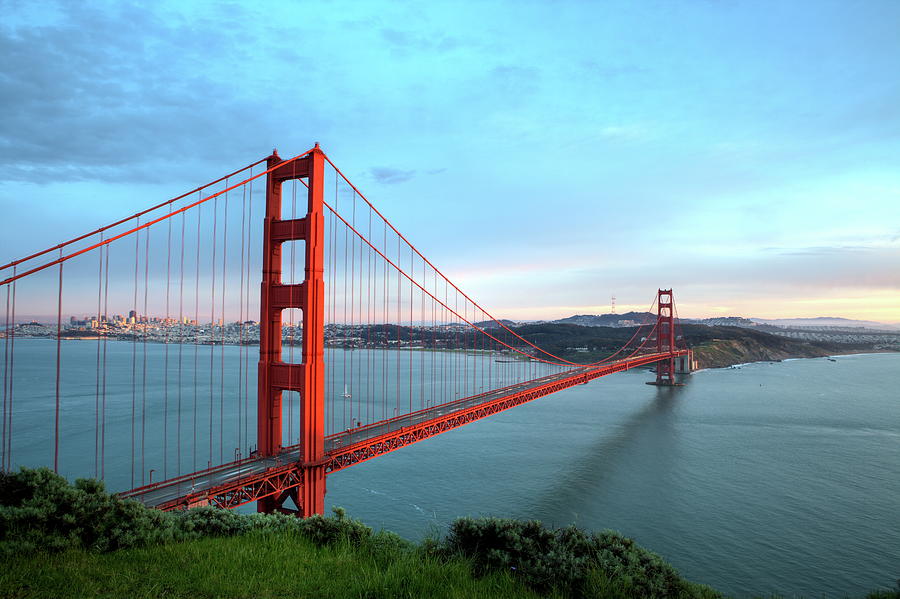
[
  {"xmin": 866, "ymin": 580, "xmax": 900, "ymax": 599},
  {"xmin": 175, "ymin": 505, "xmax": 251, "ymax": 538},
  {"xmin": 0, "ymin": 467, "xmax": 176, "ymax": 553},
  {"xmin": 0, "ymin": 468, "xmax": 376, "ymax": 556},
  {"xmin": 367, "ymin": 528, "xmax": 414, "ymax": 556},
  {"xmin": 438, "ymin": 516, "xmax": 720, "ymax": 599},
  {"xmin": 294, "ymin": 506, "xmax": 372, "ymax": 547}
]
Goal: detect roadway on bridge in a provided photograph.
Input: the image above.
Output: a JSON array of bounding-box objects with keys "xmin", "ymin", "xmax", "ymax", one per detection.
[{"xmin": 124, "ymin": 363, "xmax": 602, "ymax": 508}]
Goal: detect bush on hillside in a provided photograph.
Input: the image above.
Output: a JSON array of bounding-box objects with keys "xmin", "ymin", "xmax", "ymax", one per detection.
[
  {"xmin": 177, "ymin": 505, "xmax": 251, "ymax": 538},
  {"xmin": 436, "ymin": 516, "xmax": 720, "ymax": 599},
  {"xmin": 865, "ymin": 581, "xmax": 900, "ymax": 599},
  {"xmin": 2, "ymin": 468, "xmax": 723, "ymax": 598},
  {"xmin": 0, "ymin": 467, "xmax": 176, "ymax": 553},
  {"xmin": 292, "ymin": 506, "xmax": 372, "ymax": 547},
  {"xmin": 0, "ymin": 467, "xmax": 375, "ymax": 555}
]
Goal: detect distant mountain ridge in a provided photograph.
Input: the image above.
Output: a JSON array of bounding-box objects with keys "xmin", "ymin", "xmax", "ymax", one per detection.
[
  {"xmin": 552, "ymin": 312, "xmax": 656, "ymax": 327},
  {"xmin": 550, "ymin": 313, "xmax": 762, "ymax": 328},
  {"xmin": 473, "ymin": 318, "xmax": 518, "ymax": 329},
  {"xmin": 474, "ymin": 313, "xmax": 898, "ymax": 332},
  {"xmin": 749, "ymin": 317, "xmax": 900, "ymax": 330}
]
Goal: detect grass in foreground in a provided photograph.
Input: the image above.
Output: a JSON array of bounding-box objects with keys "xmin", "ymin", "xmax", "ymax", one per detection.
[
  {"xmin": 1, "ymin": 530, "xmax": 545, "ymax": 599},
  {"xmin": 5, "ymin": 533, "xmax": 896, "ymax": 599}
]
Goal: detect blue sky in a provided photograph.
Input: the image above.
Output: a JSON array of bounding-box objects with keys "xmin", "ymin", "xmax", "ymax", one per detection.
[{"xmin": 1, "ymin": 0, "xmax": 898, "ymax": 321}]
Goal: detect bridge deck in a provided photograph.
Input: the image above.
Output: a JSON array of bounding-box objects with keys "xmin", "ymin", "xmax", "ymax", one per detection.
[{"xmin": 121, "ymin": 351, "xmax": 685, "ymax": 510}]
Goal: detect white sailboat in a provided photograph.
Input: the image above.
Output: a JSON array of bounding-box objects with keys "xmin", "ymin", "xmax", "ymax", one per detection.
[{"xmin": 342, "ymin": 384, "xmax": 352, "ymax": 398}]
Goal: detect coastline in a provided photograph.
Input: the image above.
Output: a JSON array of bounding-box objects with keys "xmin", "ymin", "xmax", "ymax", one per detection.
[{"xmin": 692, "ymin": 348, "xmax": 898, "ymax": 373}]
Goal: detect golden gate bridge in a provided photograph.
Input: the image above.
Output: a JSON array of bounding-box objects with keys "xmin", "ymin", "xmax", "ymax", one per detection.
[{"xmin": 0, "ymin": 145, "xmax": 691, "ymax": 516}]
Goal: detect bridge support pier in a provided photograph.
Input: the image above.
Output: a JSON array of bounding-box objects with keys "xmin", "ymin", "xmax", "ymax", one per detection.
[
  {"xmin": 675, "ymin": 350, "xmax": 695, "ymax": 375},
  {"xmin": 257, "ymin": 145, "xmax": 327, "ymax": 517},
  {"xmin": 301, "ymin": 465, "xmax": 326, "ymax": 516}
]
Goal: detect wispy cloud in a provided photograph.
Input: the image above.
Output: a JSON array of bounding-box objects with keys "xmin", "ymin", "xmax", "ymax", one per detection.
[
  {"xmin": 762, "ymin": 245, "xmax": 874, "ymax": 257},
  {"xmin": 579, "ymin": 60, "xmax": 646, "ymax": 79},
  {"xmin": 370, "ymin": 167, "xmax": 415, "ymax": 184},
  {"xmin": 0, "ymin": 3, "xmax": 307, "ymax": 183},
  {"xmin": 379, "ymin": 27, "xmax": 461, "ymax": 54}
]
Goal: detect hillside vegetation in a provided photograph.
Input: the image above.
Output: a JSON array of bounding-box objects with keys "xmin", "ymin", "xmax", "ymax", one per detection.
[
  {"xmin": 490, "ymin": 322, "xmax": 883, "ymax": 368},
  {"xmin": 0, "ymin": 468, "xmax": 721, "ymax": 599},
  {"xmin": 680, "ymin": 324, "xmax": 834, "ymax": 368}
]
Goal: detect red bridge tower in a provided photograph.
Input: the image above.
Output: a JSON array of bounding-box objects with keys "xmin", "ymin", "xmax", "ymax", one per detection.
[
  {"xmin": 257, "ymin": 146, "xmax": 326, "ymax": 516},
  {"xmin": 655, "ymin": 288, "xmax": 677, "ymax": 386}
]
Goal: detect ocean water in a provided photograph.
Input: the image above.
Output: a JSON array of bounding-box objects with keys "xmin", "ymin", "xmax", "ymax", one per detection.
[{"xmin": 3, "ymin": 340, "xmax": 898, "ymax": 597}]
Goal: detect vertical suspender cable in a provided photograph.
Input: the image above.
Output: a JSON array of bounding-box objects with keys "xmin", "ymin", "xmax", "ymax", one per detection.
[
  {"xmin": 54, "ymin": 249, "xmax": 63, "ymax": 473},
  {"xmin": 350, "ymin": 191, "xmax": 356, "ymax": 427},
  {"xmin": 141, "ymin": 225, "xmax": 150, "ymax": 485},
  {"xmin": 464, "ymin": 299, "xmax": 468, "ymax": 398},
  {"xmin": 367, "ymin": 207, "xmax": 373, "ymax": 424},
  {"xmin": 481, "ymin": 308, "xmax": 485, "ymax": 392},
  {"xmin": 328, "ymin": 177, "xmax": 336, "ymax": 436},
  {"xmin": 342, "ymin": 189, "xmax": 349, "ymax": 430},
  {"xmin": 164, "ymin": 206, "xmax": 172, "ymax": 479},
  {"xmin": 220, "ymin": 184, "xmax": 229, "ymax": 463},
  {"xmin": 355, "ymin": 197, "xmax": 363, "ymax": 424},
  {"xmin": 5, "ymin": 268, "xmax": 15, "ymax": 471},
  {"xmin": 408, "ymin": 246, "xmax": 413, "ymax": 413},
  {"xmin": 131, "ymin": 217, "xmax": 140, "ymax": 488},
  {"xmin": 209, "ymin": 196, "xmax": 218, "ymax": 469},
  {"xmin": 2, "ymin": 280, "xmax": 9, "ymax": 471},
  {"xmin": 351, "ymin": 202, "xmax": 368, "ymax": 424},
  {"xmin": 178, "ymin": 210, "xmax": 186, "ymax": 476},
  {"xmin": 419, "ymin": 259, "xmax": 425, "ymax": 408},
  {"xmin": 244, "ymin": 178, "xmax": 253, "ymax": 451},
  {"xmin": 356, "ymin": 195, "xmax": 363, "ymax": 426},
  {"xmin": 329, "ymin": 172, "xmax": 336, "ymax": 435},
  {"xmin": 396, "ymin": 233, "xmax": 401, "ymax": 418},
  {"xmin": 238, "ymin": 183, "xmax": 246, "ymax": 456},
  {"xmin": 431, "ymin": 269, "xmax": 436, "ymax": 407},
  {"xmin": 94, "ymin": 233, "xmax": 104, "ymax": 478},
  {"xmin": 100, "ymin": 248, "xmax": 109, "ymax": 479},
  {"xmin": 193, "ymin": 200, "xmax": 202, "ymax": 474},
  {"xmin": 453, "ymin": 290, "xmax": 458, "ymax": 399},
  {"xmin": 407, "ymin": 246, "xmax": 412, "ymax": 413},
  {"xmin": 382, "ymin": 221, "xmax": 387, "ymax": 422},
  {"xmin": 360, "ymin": 200, "xmax": 366, "ymax": 422}
]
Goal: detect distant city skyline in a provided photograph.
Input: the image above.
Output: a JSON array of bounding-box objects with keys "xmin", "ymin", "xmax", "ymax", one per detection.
[
  {"xmin": 1, "ymin": 1, "xmax": 898, "ymax": 323},
  {"xmin": 6, "ymin": 307, "xmax": 898, "ymax": 330}
]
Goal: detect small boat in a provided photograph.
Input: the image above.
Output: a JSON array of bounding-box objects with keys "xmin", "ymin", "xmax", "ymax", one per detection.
[{"xmin": 342, "ymin": 384, "xmax": 352, "ymax": 398}]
